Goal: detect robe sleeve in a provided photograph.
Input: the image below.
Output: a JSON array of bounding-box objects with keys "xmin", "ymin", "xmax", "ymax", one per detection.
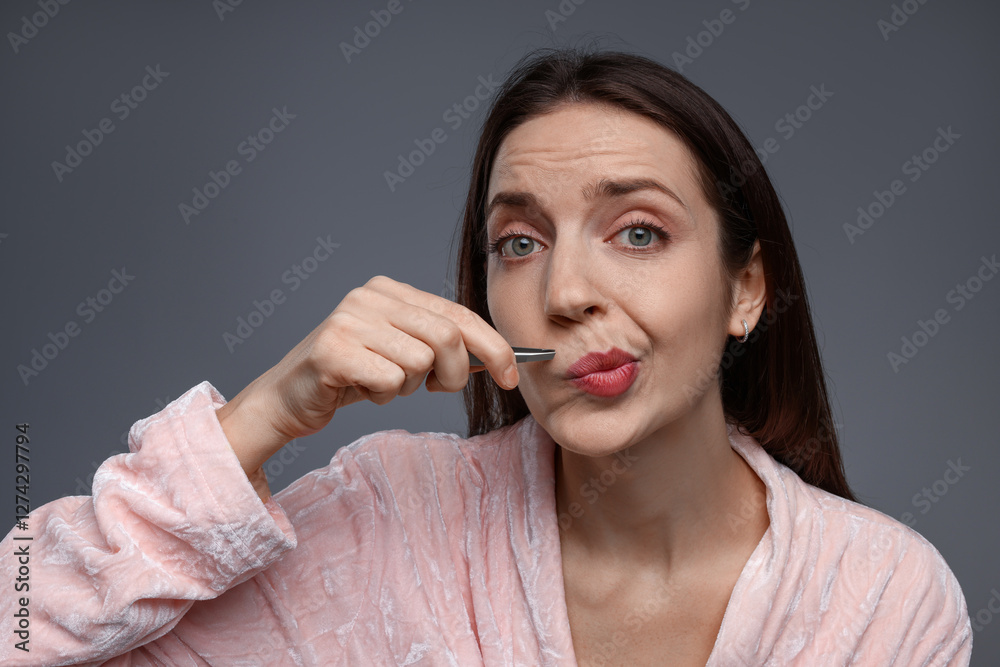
[
  {"xmin": 855, "ymin": 522, "xmax": 973, "ymax": 666},
  {"xmin": 0, "ymin": 381, "xmax": 298, "ymax": 666}
]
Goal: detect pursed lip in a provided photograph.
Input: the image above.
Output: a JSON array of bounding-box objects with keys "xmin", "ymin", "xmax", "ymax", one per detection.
[{"xmin": 565, "ymin": 347, "xmax": 639, "ymax": 379}]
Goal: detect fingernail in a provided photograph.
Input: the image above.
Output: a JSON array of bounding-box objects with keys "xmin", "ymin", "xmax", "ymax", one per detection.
[{"xmin": 503, "ymin": 365, "xmax": 518, "ymax": 388}]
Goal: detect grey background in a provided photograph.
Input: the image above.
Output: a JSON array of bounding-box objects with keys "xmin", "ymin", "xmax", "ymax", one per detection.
[{"xmin": 2, "ymin": 0, "xmax": 997, "ymax": 662}]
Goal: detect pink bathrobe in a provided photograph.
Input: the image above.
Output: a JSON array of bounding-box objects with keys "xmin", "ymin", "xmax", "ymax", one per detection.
[{"xmin": 1, "ymin": 381, "xmax": 972, "ymax": 665}]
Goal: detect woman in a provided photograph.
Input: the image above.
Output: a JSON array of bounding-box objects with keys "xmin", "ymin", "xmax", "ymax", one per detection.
[{"xmin": 1, "ymin": 48, "xmax": 971, "ymax": 665}]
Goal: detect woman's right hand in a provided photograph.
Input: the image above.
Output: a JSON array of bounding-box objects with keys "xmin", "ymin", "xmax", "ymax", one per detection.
[{"xmin": 215, "ymin": 275, "xmax": 519, "ymax": 498}]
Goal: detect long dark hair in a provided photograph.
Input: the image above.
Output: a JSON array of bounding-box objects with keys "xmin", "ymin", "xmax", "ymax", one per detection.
[{"xmin": 454, "ymin": 46, "xmax": 855, "ymax": 502}]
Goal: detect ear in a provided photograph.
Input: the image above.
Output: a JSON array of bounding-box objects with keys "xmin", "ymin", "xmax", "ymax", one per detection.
[{"xmin": 728, "ymin": 240, "xmax": 767, "ymax": 338}]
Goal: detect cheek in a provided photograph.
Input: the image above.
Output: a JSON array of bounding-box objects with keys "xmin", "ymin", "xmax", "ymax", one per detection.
[
  {"xmin": 625, "ymin": 259, "xmax": 717, "ymax": 331},
  {"xmin": 635, "ymin": 257, "xmax": 727, "ymax": 366},
  {"xmin": 486, "ymin": 269, "xmax": 534, "ymax": 340}
]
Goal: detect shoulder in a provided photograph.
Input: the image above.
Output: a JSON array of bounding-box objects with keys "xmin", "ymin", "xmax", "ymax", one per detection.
[
  {"xmin": 273, "ymin": 417, "xmax": 530, "ymax": 519},
  {"xmin": 338, "ymin": 417, "xmax": 527, "ymax": 486},
  {"xmin": 787, "ymin": 467, "xmax": 956, "ymax": 582},
  {"xmin": 775, "ymin": 464, "xmax": 973, "ymax": 662}
]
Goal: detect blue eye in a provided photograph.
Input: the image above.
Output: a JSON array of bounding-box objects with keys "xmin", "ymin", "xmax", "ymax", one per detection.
[
  {"xmin": 610, "ymin": 218, "xmax": 670, "ymax": 250},
  {"xmin": 487, "ymin": 218, "xmax": 669, "ymax": 260},
  {"xmin": 488, "ymin": 230, "xmax": 540, "ymax": 258},
  {"xmin": 617, "ymin": 226, "xmax": 654, "ymax": 246},
  {"xmin": 506, "ymin": 236, "xmax": 537, "ymax": 257}
]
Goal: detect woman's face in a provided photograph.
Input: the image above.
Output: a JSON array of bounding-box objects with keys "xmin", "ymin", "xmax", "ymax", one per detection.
[{"xmin": 484, "ymin": 102, "xmax": 740, "ymax": 457}]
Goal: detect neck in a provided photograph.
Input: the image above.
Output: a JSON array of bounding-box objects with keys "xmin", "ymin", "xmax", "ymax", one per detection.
[{"xmin": 553, "ymin": 389, "xmax": 768, "ymax": 570}]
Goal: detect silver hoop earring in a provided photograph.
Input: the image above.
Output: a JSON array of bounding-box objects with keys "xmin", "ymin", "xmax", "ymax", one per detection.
[{"xmin": 738, "ymin": 319, "xmax": 749, "ymax": 343}]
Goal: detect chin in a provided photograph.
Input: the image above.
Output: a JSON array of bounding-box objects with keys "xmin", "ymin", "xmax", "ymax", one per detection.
[{"xmin": 531, "ymin": 402, "xmax": 650, "ymax": 459}]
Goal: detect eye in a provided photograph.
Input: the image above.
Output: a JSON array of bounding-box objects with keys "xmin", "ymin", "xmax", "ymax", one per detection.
[
  {"xmin": 617, "ymin": 226, "xmax": 654, "ymax": 247},
  {"xmin": 489, "ymin": 229, "xmax": 542, "ymax": 258},
  {"xmin": 610, "ymin": 218, "xmax": 670, "ymax": 249},
  {"xmin": 506, "ymin": 236, "xmax": 537, "ymax": 257}
]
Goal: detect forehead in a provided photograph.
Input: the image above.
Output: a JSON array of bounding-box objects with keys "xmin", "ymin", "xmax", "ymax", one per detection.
[{"xmin": 487, "ymin": 102, "xmax": 704, "ymax": 200}]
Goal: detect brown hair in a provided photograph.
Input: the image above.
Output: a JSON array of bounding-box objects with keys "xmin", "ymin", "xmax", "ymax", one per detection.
[{"xmin": 453, "ymin": 46, "xmax": 855, "ymax": 501}]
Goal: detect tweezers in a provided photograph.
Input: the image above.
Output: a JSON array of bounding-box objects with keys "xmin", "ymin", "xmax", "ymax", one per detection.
[{"xmin": 468, "ymin": 347, "xmax": 556, "ymax": 366}]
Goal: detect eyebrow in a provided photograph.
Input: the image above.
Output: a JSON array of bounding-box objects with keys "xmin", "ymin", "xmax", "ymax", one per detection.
[{"xmin": 484, "ymin": 177, "xmax": 691, "ymax": 222}]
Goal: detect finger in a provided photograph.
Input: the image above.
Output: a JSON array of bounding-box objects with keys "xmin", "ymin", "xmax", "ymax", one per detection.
[
  {"xmin": 426, "ymin": 366, "xmax": 485, "ymax": 393},
  {"xmin": 325, "ymin": 344, "xmax": 406, "ymax": 406},
  {"xmin": 331, "ymin": 287, "xmax": 481, "ymax": 397},
  {"xmin": 425, "ymin": 370, "xmax": 444, "ymax": 393},
  {"xmin": 360, "ymin": 327, "xmax": 437, "ymax": 398},
  {"xmin": 356, "ymin": 288, "xmax": 473, "ymax": 392},
  {"xmin": 365, "ymin": 278, "xmax": 516, "ymax": 389},
  {"xmin": 397, "ymin": 353, "xmax": 432, "ymax": 397}
]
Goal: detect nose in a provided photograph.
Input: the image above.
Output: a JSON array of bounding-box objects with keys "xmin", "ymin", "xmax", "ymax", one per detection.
[{"xmin": 543, "ymin": 235, "xmax": 607, "ymax": 324}]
